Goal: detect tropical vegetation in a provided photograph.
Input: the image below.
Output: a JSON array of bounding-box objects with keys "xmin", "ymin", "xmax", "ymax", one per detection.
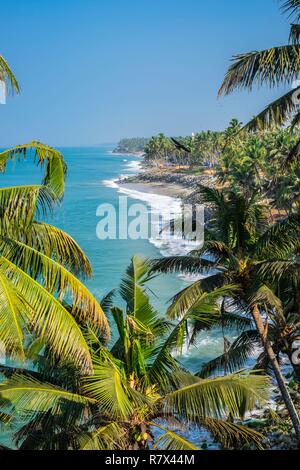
[
  {"xmin": 1, "ymin": 0, "xmax": 300, "ymax": 452},
  {"xmin": 0, "ymin": 257, "xmax": 269, "ymax": 450}
]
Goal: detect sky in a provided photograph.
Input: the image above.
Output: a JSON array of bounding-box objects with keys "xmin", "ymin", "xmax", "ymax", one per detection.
[{"xmin": 0, "ymin": 0, "xmax": 294, "ymax": 146}]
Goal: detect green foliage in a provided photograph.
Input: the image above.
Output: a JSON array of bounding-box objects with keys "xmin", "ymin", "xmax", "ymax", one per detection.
[
  {"xmin": 115, "ymin": 138, "xmax": 149, "ymax": 153},
  {"xmin": 0, "ymin": 55, "xmax": 110, "ymax": 370},
  {"xmin": 0, "ymin": 257, "xmax": 270, "ymax": 450},
  {"xmin": 0, "ymin": 54, "xmax": 20, "ymax": 95}
]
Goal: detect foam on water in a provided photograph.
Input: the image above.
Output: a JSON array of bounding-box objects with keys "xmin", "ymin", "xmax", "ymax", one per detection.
[{"xmin": 103, "ymin": 160, "xmax": 201, "ymax": 263}]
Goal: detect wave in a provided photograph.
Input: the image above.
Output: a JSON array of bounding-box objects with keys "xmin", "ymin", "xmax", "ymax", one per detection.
[{"xmin": 102, "ymin": 158, "xmax": 201, "ymax": 264}]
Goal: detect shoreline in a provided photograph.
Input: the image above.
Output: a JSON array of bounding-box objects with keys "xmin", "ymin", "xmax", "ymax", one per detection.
[
  {"xmin": 116, "ymin": 157, "xmax": 298, "ymax": 450},
  {"xmin": 111, "ymin": 150, "xmax": 145, "ymax": 158},
  {"xmin": 118, "ymin": 164, "xmax": 218, "ymax": 204},
  {"xmin": 118, "ymin": 180, "xmax": 192, "ymax": 199}
]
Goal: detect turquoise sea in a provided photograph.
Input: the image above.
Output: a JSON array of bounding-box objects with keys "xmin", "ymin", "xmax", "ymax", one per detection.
[
  {"xmin": 0, "ymin": 145, "xmax": 228, "ymax": 371},
  {"xmin": 0, "ymin": 144, "xmax": 236, "ymax": 448}
]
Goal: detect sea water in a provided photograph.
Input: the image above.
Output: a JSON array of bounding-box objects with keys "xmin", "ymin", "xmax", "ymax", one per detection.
[
  {"xmin": 0, "ymin": 145, "xmax": 233, "ymax": 448},
  {"xmin": 0, "ymin": 145, "xmax": 228, "ymax": 371}
]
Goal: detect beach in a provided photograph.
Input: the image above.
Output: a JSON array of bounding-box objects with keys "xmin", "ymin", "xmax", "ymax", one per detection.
[{"xmin": 118, "ymin": 180, "xmax": 191, "ymax": 199}]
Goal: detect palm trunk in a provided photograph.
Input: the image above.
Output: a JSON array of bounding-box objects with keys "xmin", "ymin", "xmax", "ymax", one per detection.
[{"xmin": 252, "ymin": 305, "xmax": 300, "ymax": 446}]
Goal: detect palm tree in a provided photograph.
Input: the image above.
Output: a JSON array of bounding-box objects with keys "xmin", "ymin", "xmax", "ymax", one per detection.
[
  {"xmin": 0, "ymin": 257, "xmax": 270, "ymax": 450},
  {"xmin": 218, "ymin": 0, "xmax": 300, "ymax": 167},
  {"xmin": 0, "ymin": 53, "xmax": 20, "ymax": 96},
  {"xmin": 0, "ymin": 53, "xmax": 109, "ymax": 369},
  {"xmin": 151, "ymin": 186, "xmax": 300, "ymax": 444}
]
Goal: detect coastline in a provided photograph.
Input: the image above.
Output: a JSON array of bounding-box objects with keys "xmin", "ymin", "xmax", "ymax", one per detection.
[
  {"xmin": 118, "ymin": 180, "xmax": 191, "ymax": 199},
  {"xmin": 118, "ymin": 164, "xmax": 218, "ymax": 204},
  {"xmin": 109, "ymin": 154, "xmax": 298, "ymax": 449}
]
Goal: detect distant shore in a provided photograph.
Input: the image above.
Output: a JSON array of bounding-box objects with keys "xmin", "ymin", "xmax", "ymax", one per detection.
[
  {"xmin": 118, "ymin": 180, "xmax": 191, "ymax": 199},
  {"xmin": 118, "ymin": 165, "xmax": 217, "ymax": 203},
  {"xmin": 111, "ymin": 150, "xmax": 145, "ymax": 158}
]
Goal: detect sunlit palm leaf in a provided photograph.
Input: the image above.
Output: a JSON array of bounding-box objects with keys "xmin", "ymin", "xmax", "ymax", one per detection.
[
  {"xmin": 282, "ymin": 0, "xmax": 300, "ymax": 20},
  {"xmin": 29, "ymin": 222, "xmax": 92, "ymax": 277},
  {"xmin": 1, "ymin": 239, "xmax": 109, "ymax": 336},
  {"xmin": 0, "ymin": 271, "xmax": 25, "ymax": 359},
  {"xmin": 163, "ymin": 371, "xmax": 269, "ymax": 422},
  {"xmin": 151, "ymin": 422, "xmax": 199, "ymax": 450},
  {"xmin": 0, "ymin": 257, "xmax": 92, "ymax": 370},
  {"xmin": 0, "ymin": 186, "xmax": 56, "ymax": 231},
  {"xmin": 0, "ymin": 374, "xmax": 94, "ymax": 419},
  {"xmin": 0, "ymin": 142, "xmax": 67, "ymax": 200},
  {"xmin": 0, "ymin": 55, "xmax": 20, "ymax": 95},
  {"xmin": 258, "ymin": 259, "xmax": 300, "ymax": 284},
  {"xmin": 83, "ymin": 361, "xmax": 138, "ymax": 419},
  {"xmin": 119, "ymin": 256, "xmax": 154, "ymax": 315},
  {"xmin": 147, "ymin": 347, "xmax": 182, "ymax": 391}
]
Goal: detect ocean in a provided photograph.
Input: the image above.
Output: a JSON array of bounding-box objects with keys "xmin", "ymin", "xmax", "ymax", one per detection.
[
  {"xmin": 0, "ymin": 145, "xmax": 228, "ymax": 371},
  {"xmin": 0, "ymin": 144, "xmax": 262, "ymax": 448}
]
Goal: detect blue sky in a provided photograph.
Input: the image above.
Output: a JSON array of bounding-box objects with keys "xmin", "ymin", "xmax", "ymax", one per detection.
[{"xmin": 0, "ymin": 0, "xmax": 294, "ymax": 146}]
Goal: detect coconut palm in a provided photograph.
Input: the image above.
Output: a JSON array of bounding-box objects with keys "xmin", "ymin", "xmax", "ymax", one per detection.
[
  {"xmin": 219, "ymin": 0, "xmax": 300, "ymax": 167},
  {"xmin": 0, "ymin": 53, "xmax": 20, "ymax": 96},
  {"xmin": 0, "ymin": 54, "xmax": 109, "ymax": 370},
  {"xmin": 0, "ymin": 257, "xmax": 270, "ymax": 450},
  {"xmin": 151, "ymin": 185, "xmax": 300, "ymax": 443}
]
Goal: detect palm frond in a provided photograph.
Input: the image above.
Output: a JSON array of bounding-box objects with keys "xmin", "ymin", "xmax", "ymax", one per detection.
[
  {"xmin": 147, "ymin": 347, "xmax": 182, "ymax": 391},
  {"xmin": 0, "ymin": 142, "xmax": 67, "ymax": 200},
  {"xmin": 150, "ymin": 256, "xmax": 210, "ymax": 275},
  {"xmin": 0, "ymin": 55, "xmax": 20, "ymax": 94},
  {"xmin": 162, "ymin": 371, "xmax": 269, "ymax": 422},
  {"xmin": 1, "ymin": 239, "xmax": 109, "ymax": 336},
  {"xmin": 202, "ymin": 417, "xmax": 265, "ymax": 450},
  {"xmin": 151, "ymin": 422, "xmax": 199, "ymax": 450},
  {"xmin": 167, "ymin": 283, "xmax": 236, "ymax": 320},
  {"xmin": 0, "ymin": 257, "xmax": 92, "ymax": 370},
  {"xmin": 119, "ymin": 256, "xmax": 154, "ymax": 315},
  {"xmin": 282, "ymin": 0, "xmax": 300, "ymax": 20},
  {"xmin": 0, "ymin": 271, "xmax": 25, "ymax": 359},
  {"xmin": 198, "ymin": 330, "xmax": 261, "ymax": 378},
  {"xmin": 83, "ymin": 361, "xmax": 137, "ymax": 419},
  {"xmin": 0, "ymin": 374, "xmax": 94, "ymax": 419},
  {"xmin": 29, "ymin": 222, "xmax": 92, "ymax": 277},
  {"xmin": 190, "ymin": 240, "xmax": 234, "ymax": 262},
  {"xmin": 100, "ymin": 290, "xmax": 116, "ymax": 315},
  {"xmin": 284, "ymin": 135, "xmax": 300, "ymax": 167},
  {"xmin": 256, "ymin": 213, "xmax": 300, "ymax": 256},
  {"xmin": 243, "ymin": 87, "xmax": 300, "ymax": 131},
  {"xmin": 258, "ymin": 259, "xmax": 300, "ymax": 285},
  {"xmin": 248, "ymin": 284, "xmax": 283, "ymax": 312},
  {"xmin": 80, "ymin": 423, "xmax": 126, "ymax": 450},
  {"xmin": 215, "ymin": 311, "xmax": 253, "ymax": 331},
  {"xmin": 0, "ymin": 185, "xmax": 56, "ymax": 230},
  {"xmin": 219, "ymin": 46, "xmax": 300, "ymax": 95}
]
